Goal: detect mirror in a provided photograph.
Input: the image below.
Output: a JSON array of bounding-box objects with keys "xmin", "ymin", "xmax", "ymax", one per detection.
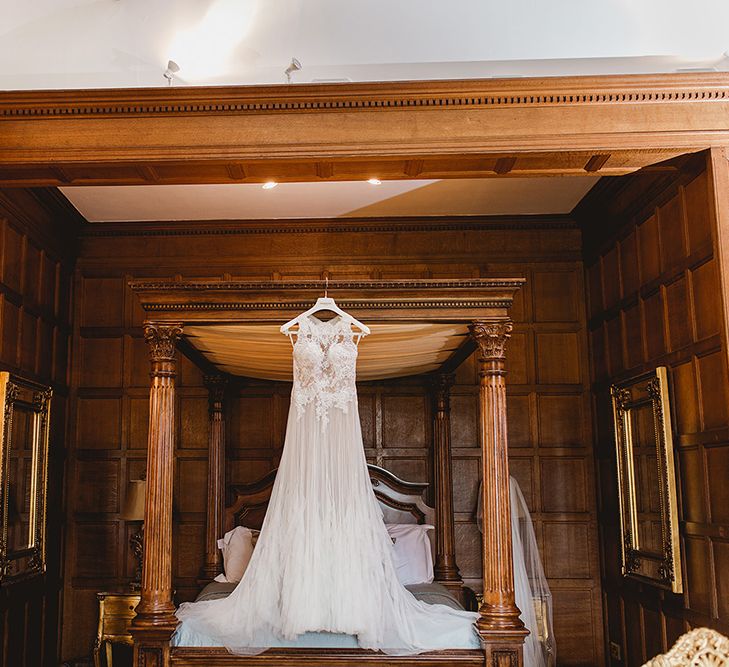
[
  {"xmin": 611, "ymin": 367, "xmax": 682, "ymax": 593},
  {"xmin": 0, "ymin": 372, "xmax": 52, "ymax": 583}
]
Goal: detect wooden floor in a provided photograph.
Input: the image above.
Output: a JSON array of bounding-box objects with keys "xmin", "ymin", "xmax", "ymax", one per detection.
[{"xmin": 170, "ymin": 648, "xmax": 485, "ymax": 666}]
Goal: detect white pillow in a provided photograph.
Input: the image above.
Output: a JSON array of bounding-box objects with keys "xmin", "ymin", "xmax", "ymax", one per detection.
[
  {"xmin": 386, "ymin": 523, "xmax": 435, "ymax": 585},
  {"xmin": 215, "ymin": 526, "xmax": 255, "ymax": 583}
]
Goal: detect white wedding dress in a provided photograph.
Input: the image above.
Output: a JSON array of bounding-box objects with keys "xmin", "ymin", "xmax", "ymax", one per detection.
[{"xmin": 173, "ymin": 315, "xmax": 479, "ymax": 653}]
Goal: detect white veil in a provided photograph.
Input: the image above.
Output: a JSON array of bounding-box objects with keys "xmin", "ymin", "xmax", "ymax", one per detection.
[{"xmin": 477, "ymin": 477, "xmax": 555, "ymax": 667}]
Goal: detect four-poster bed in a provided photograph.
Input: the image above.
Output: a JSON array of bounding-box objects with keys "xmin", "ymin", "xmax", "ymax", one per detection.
[
  {"xmin": 191, "ymin": 463, "xmax": 476, "ymax": 614},
  {"xmin": 129, "ymin": 278, "xmax": 526, "ymax": 667}
]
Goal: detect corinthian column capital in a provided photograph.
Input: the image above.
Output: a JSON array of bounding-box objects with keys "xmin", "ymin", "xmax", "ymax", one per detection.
[
  {"xmin": 204, "ymin": 374, "xmax": 227, "ymax": 412},
  {"xmin": 430, "ymin": 372, "xmax": 455, "ymax": 412},
  {"xmin": 468, "ymin": 320, "xmax": 513, "ymax": 361},
  {"xmin": 143, "ymin": 323, "xmax": 183, "ymax": 364}
]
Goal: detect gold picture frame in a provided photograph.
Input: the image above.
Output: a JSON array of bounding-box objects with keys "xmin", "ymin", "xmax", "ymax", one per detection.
[
  {"xmin": 611, "ymin": 366, "xmax": 682, "ymax": 593},
  {"xmin": 0, "ymin": 372, "xmax": 52, "ymax": 584}
]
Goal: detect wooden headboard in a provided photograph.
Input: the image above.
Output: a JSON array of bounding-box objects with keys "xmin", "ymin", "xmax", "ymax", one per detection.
[{"xmin": 225, "ymin": 464, "xmax": 435, "ymax": 534}]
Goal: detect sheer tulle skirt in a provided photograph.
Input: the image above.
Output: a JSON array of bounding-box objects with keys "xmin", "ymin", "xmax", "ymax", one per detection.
[
  {"xmin": 173, "ymin": 400, "xmax": 479, "ymax": 654},
  {"xmin": 511, "ymin": 480, "xmax": 555, "ymax": 667}
]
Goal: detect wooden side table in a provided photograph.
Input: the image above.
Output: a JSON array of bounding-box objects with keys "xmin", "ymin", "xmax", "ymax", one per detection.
[{"xmin": 94, "ymin": 591, "xmax": 140, "ymax": 667}]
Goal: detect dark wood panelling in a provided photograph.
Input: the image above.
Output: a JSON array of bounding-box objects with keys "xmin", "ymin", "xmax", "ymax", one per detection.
[
  {"xmin": 538, "ymin": 395, "xmax": 584, "ymax": 448},
  {"xmin": 64, "ymin": 215, "xmax": 603, "ymax": 665},
  {"xmin": 506, "ymin": 395, "xmax": 531, "ymax": 449},
  {"xmin": 553, "ymin": 589, "xmax": 599, "ymax": 665},
  {"xmin": 693, "ymin": 259, "xmax": 722, "ymax": 340},
  {"xmin": 684, "ymin": 171, "xmax": 713, "ymax": 254},
  {"xmin": 382, "ymin": 395, "xmax": 427, "ymax": 449},
  {"xmin": 77, "ymin": 398, "xmax": 121, "ymax": 449},
  {"xmin": 579, "ymin": 152, "xmax": 729, "ymax": 666},
  {"xmin": 536, "ymin": 333, "xmax": 581, "ymax": 384},
  {"xmin": 0, "ymin": 187, "xmax": 78, "ymax": 667}
]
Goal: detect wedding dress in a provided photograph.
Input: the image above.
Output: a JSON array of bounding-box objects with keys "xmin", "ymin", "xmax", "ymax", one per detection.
[
  {"xmin": 173, "ymin": 314, "xmax": 479, "ymax": 653},
  {"xmin": 477, "ymin": 478, "xmax": 556, "ymax": 667}
]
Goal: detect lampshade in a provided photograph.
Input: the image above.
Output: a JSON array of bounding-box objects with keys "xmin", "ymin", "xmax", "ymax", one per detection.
[{"xmin": 121, "ymin": 479, "xmax": 146, "ymax": 521}]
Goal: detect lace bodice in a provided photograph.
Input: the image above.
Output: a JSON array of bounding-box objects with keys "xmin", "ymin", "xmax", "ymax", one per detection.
[{"xmin": 291, "ymin": 316, "xmax": 358, "ymax": 422}]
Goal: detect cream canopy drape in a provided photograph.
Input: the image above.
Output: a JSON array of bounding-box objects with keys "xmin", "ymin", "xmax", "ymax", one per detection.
[{"xmin": 184, "ymin": 322, "xmax": 469, "ymax": 381}]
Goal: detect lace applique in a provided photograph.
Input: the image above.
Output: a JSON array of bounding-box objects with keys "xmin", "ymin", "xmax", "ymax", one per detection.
[{"xmin": 291, "ymin": 316, "xmax": 358, "ymax": 423}]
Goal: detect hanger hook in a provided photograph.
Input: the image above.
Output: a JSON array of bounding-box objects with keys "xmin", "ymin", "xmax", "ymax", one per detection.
[{"xmin": 324, "ymin": 276, "xmax": 329, "ymax": 298}]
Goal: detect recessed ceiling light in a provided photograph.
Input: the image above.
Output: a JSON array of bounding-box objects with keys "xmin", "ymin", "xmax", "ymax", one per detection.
[
  {"xmin": 367, "ymin": 178, "xmax": 382, "ymax": 185},
  {"xmin": 262, "ymin": 181, "xmax": 278, "ymax": 189}
]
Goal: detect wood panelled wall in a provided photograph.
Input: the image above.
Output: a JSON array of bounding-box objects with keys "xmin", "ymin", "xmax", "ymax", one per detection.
[
  {"xmin": 0, "ymin": 188, "xmax": 77, "ymax": 667},
  {"xmin": 579, "ymin": 152, "xmax": 729, "ymax": 666},
  {"xmin": 63, "ymin": 217, "xmax": 604, "ymax": 665}
]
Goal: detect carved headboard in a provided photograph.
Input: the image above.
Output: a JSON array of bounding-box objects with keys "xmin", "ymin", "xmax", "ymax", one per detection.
[{"xmin": 225, "ymin": 464, "xmax": 435, "ymax": 535}]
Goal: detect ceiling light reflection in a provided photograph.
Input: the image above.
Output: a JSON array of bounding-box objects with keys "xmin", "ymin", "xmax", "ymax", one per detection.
[{"xmin": 167, "ymin": 0, "xmax": 258, "ymax": 81}]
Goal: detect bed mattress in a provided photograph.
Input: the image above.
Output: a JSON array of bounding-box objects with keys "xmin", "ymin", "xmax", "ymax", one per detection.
[
  {"xmin": 172, "ymin": 581, "xmax": 471, "ymax": 649},
  {"xmin": 195, "ymin": 580, "xmax": 463, "ymax": 609}
]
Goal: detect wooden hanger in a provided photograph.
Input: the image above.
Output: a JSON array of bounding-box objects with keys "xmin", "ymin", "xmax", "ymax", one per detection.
[{"xmin": 280, "ymin": 278, "xmax": 371, "ymax": 336}]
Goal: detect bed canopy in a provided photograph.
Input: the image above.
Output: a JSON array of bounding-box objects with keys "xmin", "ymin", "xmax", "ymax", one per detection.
[
  {"xmin": 129, "ymin": 277, "xmax": 527, "ymax": 667},
  {"xmin": 184, "ymin": 322, "xmax": 470, "ymax": 381}
]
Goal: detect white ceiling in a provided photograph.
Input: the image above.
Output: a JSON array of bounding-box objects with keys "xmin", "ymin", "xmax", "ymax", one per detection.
[
  {"xmin": 3, "ymin": 0, "xmax": 729, "ymax": 89},
  {"xmin": 60, "ymin": 177, "xmax": 599, "ymax": 222}
]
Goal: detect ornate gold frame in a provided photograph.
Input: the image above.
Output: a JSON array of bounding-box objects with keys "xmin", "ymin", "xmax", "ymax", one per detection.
[
  {"xmin": 0, "ymin": 372, "xmax": 52, "ymax": 584},
  {"xmin": 611, "ymin": 367, "xmax": 682, "ymax": 593}
]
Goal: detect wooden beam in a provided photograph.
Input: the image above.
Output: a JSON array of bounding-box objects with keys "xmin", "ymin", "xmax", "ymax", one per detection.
[
  {"xmin": 177, "ymin": 336, "xmax": 223, "ymax": 376},
  {"xmin": 440, "ymin": 337, "xmax": 477, "ymax": 374},
  {"xmin": 1, "ymin": 74, "xmax": 727, "ymax": 185},
  {"xmin": 136, "ymin": 165, "xmax": 159, "ymax": 182},
  {"xmin": 583, "ymin": 154, "xmax": 611, "ymax": 172},
  {"xmin": 316, "ymin": 162, "xmax": 334, "ymax": 179},
  {"xmin": 50, "ymin": 166, "xmax": 72, "ymax": 184},
  {"xmin": 129, "ymin": 278, "xmax": 525, "ymax": 324},
  {"xmin": 404, "ymin": 159, "xmax": 424, "ymax": 177},
  {"xmin": 170, "ymin": 647, "xmax": 485, "ymax": 665},
  {"xmin": 225, "ymin": 163, "xmax": 246, "ymax": 180},
  {"xmin": 494, "ymin": 157, "xmax": 517, "ymax": 175}
]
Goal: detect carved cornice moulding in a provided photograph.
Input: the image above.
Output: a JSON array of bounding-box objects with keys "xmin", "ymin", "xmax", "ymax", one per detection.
[
  {"xmin": 130, "ymin": 278, "xmax": 527, "ymax": 292},
  {"xmin": 2, "ymin": 73, "xmax": 729, "ymax": 118},
  {"xmin": 81, "ymin": 215, "xmax": 577, "ymax": 238},
  {"xmin": 143, "ymin": 299, "xmax": 513, "ymax": 312},
  {"xmin": 130, "ymin": 278, "xmax": 525, "ymax": 323}
]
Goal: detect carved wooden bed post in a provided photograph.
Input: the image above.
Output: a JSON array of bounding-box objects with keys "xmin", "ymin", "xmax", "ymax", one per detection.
[
  {"xmin": 431, "ymin": 372, "xmax": 463, "ymax": 597},
  {"xmin": 469, "ymin": 320, "xmax": 527, "ymax": 666},
  {"xmin": 199, "ymin": 374, "xmax": 227, "ymax": 583},
  {"xmin": 131, "ymin": 322, "xmax": 183, "ymax": 667}
]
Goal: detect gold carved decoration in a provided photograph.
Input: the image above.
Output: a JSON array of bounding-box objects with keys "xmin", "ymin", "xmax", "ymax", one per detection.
[
  {"xmin": 611, "ymin": 367, "xmax": 682, "ymax": 593},
  {"xmin": 0, "ymin": 372, "xmax": 52, "ymax": 584},
  {"xmin": 642, "ymin": 628, "xmax": 729, "ymax": 666}
]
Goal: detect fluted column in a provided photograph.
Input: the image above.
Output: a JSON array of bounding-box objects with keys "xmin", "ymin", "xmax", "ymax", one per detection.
[
  {"xmin": 431, "ymin": 372, "xmax": 462, "ymax": 594},
  {"xmin": 199, "ymin": 374, "xmax": 227, "ymax": 583},
  {"xmin": 131, "ymin": 322, "xmax": 182, "ymax": 665},
  {"xmin": 469, "ymin": 320, "xmax": 527, "ymax": 664}
]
